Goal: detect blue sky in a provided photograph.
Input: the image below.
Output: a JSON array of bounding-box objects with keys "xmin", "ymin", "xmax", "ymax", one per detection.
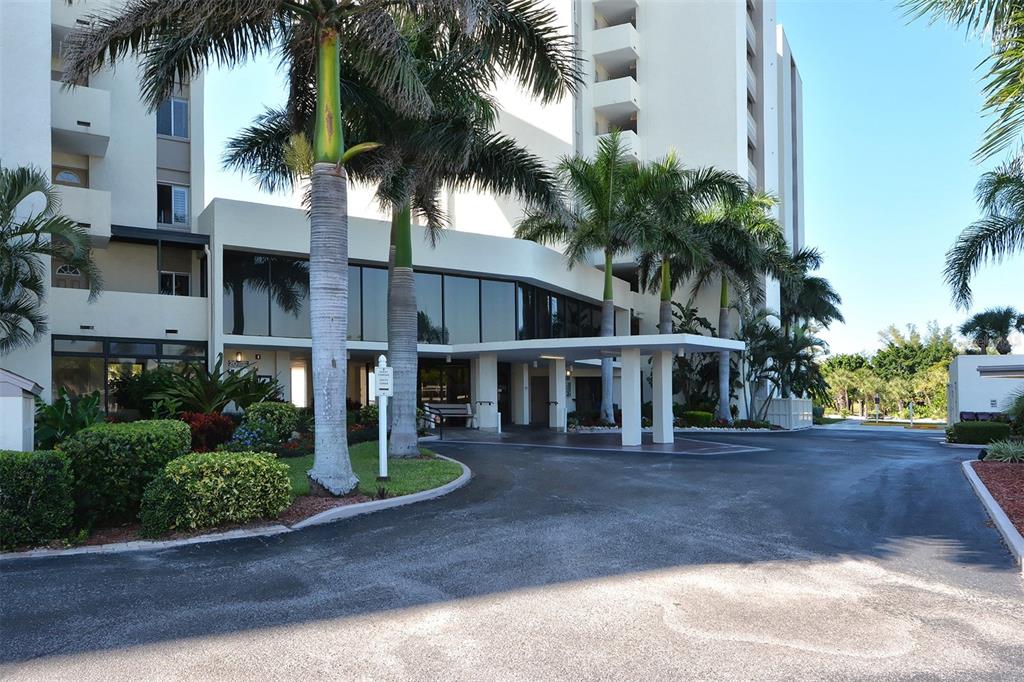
[{"xmin": 205, "ymin": 1, "xmax": 1023, "ymax": 356}]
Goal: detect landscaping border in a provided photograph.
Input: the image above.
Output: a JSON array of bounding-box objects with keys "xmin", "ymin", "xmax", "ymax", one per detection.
[
  {"xmin": 0, "ymin": 455, "xmax": 471, "ymax": 562},
  {"xmin": 961, "ymin": 460, "xmax": 1024, "ymax": 573}
]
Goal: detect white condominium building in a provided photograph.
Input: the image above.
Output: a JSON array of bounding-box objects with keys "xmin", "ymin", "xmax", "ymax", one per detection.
[{"xmin": 1, "ymin": 0, "xmax": 805, "ymax": 442}]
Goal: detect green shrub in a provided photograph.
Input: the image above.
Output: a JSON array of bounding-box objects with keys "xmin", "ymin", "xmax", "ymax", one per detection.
[
  {"xmin": 61, "ymin": 420, "xmax": 190, "ymax": 524},
  {"xmin": 359, "ymin": 402, "xmax": 379, "ymax": 425},
  {"xmin": 947, "ymin": 421, "xmax": 1012, "ymax": 445},
  {"xmin": 681, "ymin": 410, "xmax": 714, "ymax": 427},
  {"xmin": 34, "ymin": 388, "xmax": 103, "ymax": 449},
  {"xmin": 985, "ymin": 439, "xmax": 1024, "ymax": 463},
  {"xmin": 242, "ymin": 402, "xmax": 299, "ymax": 442},
  {"xmin": 0, "ymin": 450, "xmax": 74, "ymax": 550},
  {"xmin": 140, "ymin": 451, "xmax": 291, "ymax": 536},
  {"xmin": 108, "ymin": 367, "xmax": 176, "ymax": 419}
]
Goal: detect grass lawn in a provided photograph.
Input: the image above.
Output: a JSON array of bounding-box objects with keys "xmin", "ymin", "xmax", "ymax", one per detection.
[
  {"xmin": 814, "ymin": 417, "xmax": 847, "ymax": 425},
  {"xmin": 861, "ymin": 420, "xmax": 946, "ymax": 429},
  {"xmin": 284, "ymin": 441, "xmax": 462, "ymax": 499}
]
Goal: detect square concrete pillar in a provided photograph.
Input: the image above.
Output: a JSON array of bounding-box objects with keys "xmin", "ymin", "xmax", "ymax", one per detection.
[
  {"xmin": 652, "ymin": 350, "xmax": 674, "ymax": 444},
  {"xmin": 620, "ymin": 348, "xmax": 642, "ymax": 447},
  {"xmin": 511, "ymin": 362, "xmax": 530, "ymax": 425},
  {"xmin": 275, "ymin": 350, "xmax": 293, "ymax": 403},
  {"xmin": 475, "ymin": 352, "xmax": 499, "ymax": 430},
  {"xmin": 548, "ymin": 357, "xmax": 566, "ymax": 431}
]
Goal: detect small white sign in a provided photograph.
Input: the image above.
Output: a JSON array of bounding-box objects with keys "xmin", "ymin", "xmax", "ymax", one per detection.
[{"xmin": 376, "ymin": 367, "xmax": 393, "ymax": 396}]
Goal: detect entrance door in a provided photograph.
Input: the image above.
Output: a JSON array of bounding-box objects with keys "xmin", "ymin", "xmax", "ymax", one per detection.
[
  {"xmin": 574, "ymin": 377, "xmax": 601, "ymax": 416},
  {"xmin": 497, "ymin": 362, "xmax": 512, "ymax": 426},
  {"xmin": 530, "ymin": 376, "xmax": 549, "ymax": 427}
]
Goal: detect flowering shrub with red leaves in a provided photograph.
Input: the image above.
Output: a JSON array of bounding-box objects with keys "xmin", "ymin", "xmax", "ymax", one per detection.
[{"xmin": 179, "ymin": 412, "xmax": 236, "ymax": 452}]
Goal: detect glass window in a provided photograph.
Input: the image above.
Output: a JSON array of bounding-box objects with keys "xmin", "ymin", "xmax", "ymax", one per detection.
[
  {"xmin": 361, "ymin": 267, "xmax": 387, "ymax": 341},
  {"xmin": 416, "ymin": 272, "xmax": 445, "ymax": 343},
  {"xmin": 348, "ymin": 266, "xmax": 362, "ymax": 340},
  {"xmin": 53, "ymin": 167, "xmax": 86, "ymax": 187},
  {"xmin": 443, "ymin": 275, "xmax": 479, "ymax": 344},
  {"xmin": 222, "ymin": 251, "xmax": 270, "ymax": 336},
  {"xmin": 481, "ymin": 279, "xmax": 515, "ymax": 342},
  {"xmin": 108, "ymin": 342, "xmax": 158, "ymax": 356},
  {"xmin": 517, "ymin": 284, "xmax": 537, "ymax": 340},
  {"xmin": 536, "ymin": 290, "xmax": 552, "ymax": 339},
  {"xmin": 157, "ymin": 184, "xmax": 189, "ymax": 226},
  {"xmin": 549, "ymin": 294, "xmax": 566, "ymax": 338},
  {"xmin": 52, "ymin": 356, "xmax": 104, "ymax": 398},
  {"xmin": 157, "ymin": 97, "xmax": 188, "ymax": 138},
  {"xmin": 269, "ymin": 256, "xmax": 311, "ymax": 338},
  {"xmin": 565, "ymin": 299, "xmax": 580, "ymax": 338},
  {"xmin": 53, "ymin": 338, "xmax": 103, "ymax": 354},
  {"xmin": 159, "ymin": 272, "xmax": 190, "ymax": 296},
  {"xmin": 162, "ymin": 343, "xmax": 205, "ymax": 357}
]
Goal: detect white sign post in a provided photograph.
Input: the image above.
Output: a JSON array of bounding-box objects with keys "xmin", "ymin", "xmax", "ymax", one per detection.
[{"xmin": 375, "ymin": 355, "xmax": 393, "ymax": 481}]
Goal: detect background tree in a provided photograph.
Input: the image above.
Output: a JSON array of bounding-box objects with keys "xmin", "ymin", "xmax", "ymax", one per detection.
[
  {"xmin": 1, "ymin": 165, "xmax": 101, "ymax": 355},
  {"xmin": 960, "ymin": 306, "xmax": 1024, "ymax": 355},
  {"xmin": 780, "ymin": 247, "xmax": 844, "ymax": 334},
  {"xmin": 516, "ymin": 131, "xmax": 641, "ymax": 424}
]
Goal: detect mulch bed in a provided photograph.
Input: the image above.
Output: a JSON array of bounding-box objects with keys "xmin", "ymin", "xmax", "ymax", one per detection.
[
  {"xmin": 973, "ymin": 461, "xmax": 1024, "ymax": 536},
  {"xmin": 277, "ymin": 494, "xmax": 372, "ymax": 525}
]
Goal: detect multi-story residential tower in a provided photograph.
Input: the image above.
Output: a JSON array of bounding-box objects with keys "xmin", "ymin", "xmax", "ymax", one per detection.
[
  {"xmin": 1, "ymin": 0, "xmax": 806, "ymax": 442},
  {"xmin": 1, "ymin": 0, "xmax": 206, "ymax": 402}
]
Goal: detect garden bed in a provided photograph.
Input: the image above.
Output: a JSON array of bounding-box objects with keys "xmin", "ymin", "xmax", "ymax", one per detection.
[{"xmin": 973, "ymin": 461, "xmax": 1024, "ymax": 536}]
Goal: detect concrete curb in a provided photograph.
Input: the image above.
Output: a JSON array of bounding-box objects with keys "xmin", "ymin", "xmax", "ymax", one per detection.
[
  {"xmin": 961, "ymin": 460, "xmax": 1024, "ymax": 574},
  {"xmin": 940, "ymin": 441, "xmax": 986, "ymax": 449},
  {"xmin": 291, "ymin": 454, "xmax": 472, "ymax": 529},
  {"xmin": 0, "ymin": 455, "xmax": 471, "ymax": 562}
]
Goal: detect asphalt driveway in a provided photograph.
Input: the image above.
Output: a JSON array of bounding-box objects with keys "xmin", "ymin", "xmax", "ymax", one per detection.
[{"xmin": 2, "ymin": 429, "xmax": 1022, "ymax": 680}]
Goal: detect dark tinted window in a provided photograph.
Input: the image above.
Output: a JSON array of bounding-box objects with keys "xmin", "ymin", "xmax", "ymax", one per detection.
[
  {"xmin": 268, "ymin": 256, "xmax": 311, "ymax": 338},
  {"xmin": 222, "ymin": 251, "xmax": 270, "ymax": 336},
  {"xmin": 416, "ymin": 273, "xmax": 445, "ymax": 343},
  {"xmin": 444, "ymin": 275, "xmax": 479, "ymax": 344},
  {"xmin": 481, "ymin": 280, "xmax": 515, "ymax": 342},
  {"xmin": 362, "ymin": 267, "xmax": 387, "ymax": 341}
]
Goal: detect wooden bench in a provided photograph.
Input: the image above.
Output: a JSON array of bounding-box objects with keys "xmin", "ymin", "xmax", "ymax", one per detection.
[{"xmin": 422, "ymin": 403, "xmax": 474, "ymax": 439}]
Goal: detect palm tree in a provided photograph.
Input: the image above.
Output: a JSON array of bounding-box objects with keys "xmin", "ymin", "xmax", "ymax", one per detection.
[
  {"xmin": 63, "ymin": 0, "xmax": 566, "ymax": 493},
  {"xmin": 225, "ymin": 15, "xmax": 574, "ymax": 456},
  {"xmin": 780, "ymin": 247, "xmax": 844, "ymax": 334},
  {"xmin": 633, "ymin": 153, "xmax": 743, "ymax": 334},
  {"xmin": 944, "ymin": 159, "xmax": 1024, "ymax": 308},
  {"xmin": 515, "ymin": 131, "xmax": 642, "ymax": 424},
  {"xmin": 1, "ymin": 165, "xmax": 101, "ymax": 354},
  {"xmin": 960, "ymin": 306, "xmax": 1024, "ymax": 354},
  {"xmin": 690, "ymin": 189, "xmax": 792, "ymax": 422}
]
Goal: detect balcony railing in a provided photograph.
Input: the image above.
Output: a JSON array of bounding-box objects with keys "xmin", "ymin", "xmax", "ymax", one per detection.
[
  {"xmin": 597, "ymin": 130, "xmax": 641, "ymax": 162},
  {"xmin": 592, "ymin": 23, "xmax": 640, "ymax": 73},
  {"xmin": 49, "ymin": 289, "xmax": 209, "ymax": 341},
  {"xmin": 54, "ymin": 184, "xmax": 111, "ymax": 246},
  {"xmin": 593, "ymin": 76, "xmax": 640, "ymax": 119},
  {"xmin": 51, "ymin": 80, "xmax": 110, "ymax": 157}
]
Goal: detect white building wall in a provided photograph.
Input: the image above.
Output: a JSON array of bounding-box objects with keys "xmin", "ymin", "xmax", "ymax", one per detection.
[
  {"xmin": 0, "ymin": 0, "xmax": 54, "ymax": 399},
  {"xmin": 947, "ymin": 355, "xmax": 1024, "ymax": 424}
]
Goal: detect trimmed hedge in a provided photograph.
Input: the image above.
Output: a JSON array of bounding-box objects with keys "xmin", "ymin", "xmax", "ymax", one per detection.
[
  {"xmin": 0, "ymin": 450, "xmax": 74, "ymax": 550},
  {"xmin": 140, "ymin": 451, "xmax": 291, "ymax": 537},
  {"xmin": 242, "ymin": 402, "xmax": 299, "ymax": 443},
  {"xmin": 681, "ymin": 410, "xmax": 714, "ymax": 427},
  {"xmin": 61, "ymin": 420, "xmax": 190, "ymax": 524},
  {"xmin": 947, "ymin": 421, "xmax": 1012, "ymax": 445}
]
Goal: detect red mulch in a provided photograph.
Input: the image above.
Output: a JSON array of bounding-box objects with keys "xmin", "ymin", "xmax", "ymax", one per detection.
[
  {"xmin": 973, "ymin": 461, "xmax": 1024, "ymax": 536},
  {"xmin": 277, "ymin": 494, "xmax": 372, "ymax": 525}
]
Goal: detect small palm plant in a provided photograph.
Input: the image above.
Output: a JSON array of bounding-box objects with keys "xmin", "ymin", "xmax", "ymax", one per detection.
[{"xmin": 1, "ymin": 164, "xmax": 101, "ymax": 354}]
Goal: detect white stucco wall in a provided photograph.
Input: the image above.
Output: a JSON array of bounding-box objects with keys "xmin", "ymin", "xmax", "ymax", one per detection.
[{"xmin": 947, "ymin": 355, "xmax": 1024, "ymax": 423}]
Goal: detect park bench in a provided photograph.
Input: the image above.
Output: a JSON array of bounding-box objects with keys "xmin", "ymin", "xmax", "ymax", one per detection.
[{"xmin": 422, "ymin": 403, "xmax": 474, "ymax": 439}]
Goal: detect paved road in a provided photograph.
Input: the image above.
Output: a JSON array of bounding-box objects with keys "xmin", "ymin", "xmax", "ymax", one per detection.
[{"xmin": 2, "ymin": 430, "xmax": 1022, "ymax": 680}]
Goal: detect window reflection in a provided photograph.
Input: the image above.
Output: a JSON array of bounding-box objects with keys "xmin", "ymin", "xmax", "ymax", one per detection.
[
  {"xmin": 416, "ymin": 273, "xmax": 446, "ymax": 343},
  {"xmin": 481, "ymin": 280, "xmax": 515, "ymax": 342},
  {"xmin": 443, "ymin": 275, "xmax": 479, "ymax": 344}
]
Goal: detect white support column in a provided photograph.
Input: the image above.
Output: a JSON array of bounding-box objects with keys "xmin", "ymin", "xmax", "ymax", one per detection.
[
  {"xmin": 511, "ymin": 362, "xmax": 530, "ymax": 425},
  {"xmin": 476, "ymin": 353, "xmax": 499, "ymax": 430},
  {"xmin": 652, "ymin": 350, "xmax": 673, "ymax": 444},
  {"xmin": 621, "ymin": 348, "xmax": 642, "ymax": 447},
  {"xmin": 548, "ymin": 358, "xmax": 566, "ymax": 431},
  {"xmin": 275, "ymin": 350, "xmax": 292, "ymax": 403}
]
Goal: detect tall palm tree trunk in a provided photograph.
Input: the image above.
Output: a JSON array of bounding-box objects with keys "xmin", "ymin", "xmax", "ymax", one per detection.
[
  {"xmin": 716, "ymin": 277, "xmax": 732, "ymax": 423},
  {"xmin": 308, "ymin": 31, "xmax": 357, "ymax": 495},
  {"xmin": 659, "ymin": 259, "xmax": 672, "ymax": 334},
  {"xmin": 388, "ymin": 202, "xmax": 420, "ymax": 457},
  {"xmin": 600, "ymin": 250, "xmax": 615, "ymax": 424}
]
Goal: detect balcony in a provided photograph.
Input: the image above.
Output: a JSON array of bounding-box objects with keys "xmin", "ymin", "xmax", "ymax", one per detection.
[
  {"xmin": 598, "ymin": 130, "xmax": 641, "ymax": 162},
  {"xmin": 593, "ymin": 76, "xmax": 640, "ymax": 119},
  {"xmin": 747, "ymin": 61, "xmax": 757, "ymax": 99},
  {"xmin": 746, "ymin": 14, "xmax": 757, "ymax": 52},
  {"xmin": 747, "ymin": 109, "xmax": 757, "ymax": 144},
  {"xmin": 592, "ymin": 23, "xmax": 640, "ymax": 73},
  {"xmin": 55, "ymin": 184, "xmax": 111, "ymax": 246},
  {"xmin": 593, "ymin": 0, "xmax": 638, "ymax": 27},
  {"xmin": 49, "ymin": 288, "xmax": 209, "ymax": 341},
  {"xmin": 50, "ymin": 80, "xmax": 110, "ymax": 157}
]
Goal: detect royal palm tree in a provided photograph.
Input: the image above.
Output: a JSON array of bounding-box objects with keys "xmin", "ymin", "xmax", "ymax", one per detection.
[
  {"xmin": 690, "ymin": 189, "xmax": 792, "ymax": 422},
  {"xmin": 64, "ymin": 0, "xmax": 567, "ymax": 492},
  {"xmin": 225, "ymin": 15, "xmax": 574, "ymax": 456},
  {"xmin": 944, "ymin": 159, "xmax": 1024, "ymax": 308},
  {"xmin": 516, "ymin": 131, "xmax": 642, "ymax": 424},
  {"xmin": 780, "ymin": 247, "xmax": 844, "ymax": 334},
  {"xmin": 960, "ymin": 306, "xmax": 1024, "ymax": 354},
  {"xmin": 1, "ymin": 165, "xmax": 101, "ymax": 355},
  {"xmin": 633, "ymin": 153, "xmax": 743, "ymax": 334}
]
